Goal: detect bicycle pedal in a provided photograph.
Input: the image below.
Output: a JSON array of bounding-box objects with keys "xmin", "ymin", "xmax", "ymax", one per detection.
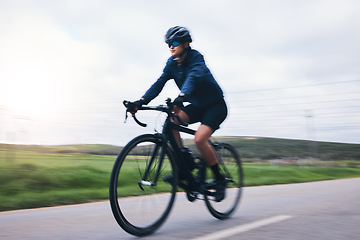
[
  {"xmin": 186, "ymin": 191, "xmax": 198, "ymax": 202},
  {"xmin": 204, "ymin": 190, "xmax": 216, "ymax": 196}
]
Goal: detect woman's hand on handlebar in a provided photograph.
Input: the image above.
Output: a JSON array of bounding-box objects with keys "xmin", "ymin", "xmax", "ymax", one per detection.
[
  {"xmin": 172, "ymin": 105, "xmax": 182, "ymax": 115},
  {"xmin": 173, "ymin": 93, "xmax": 187, "ymax": 109},
  {"xmin": 127, "ymin": 99, "xmax": 145, "ymax": 114}
]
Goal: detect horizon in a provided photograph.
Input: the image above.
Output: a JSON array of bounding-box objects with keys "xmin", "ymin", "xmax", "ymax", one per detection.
[{"xmin": 1, "ymin": 135, "xmax": 359, "ymax": 147}]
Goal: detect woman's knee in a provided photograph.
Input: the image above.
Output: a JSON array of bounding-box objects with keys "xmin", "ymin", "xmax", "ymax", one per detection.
[
  {"xmin": 194, "ymin": 135, "xmax": 206, "ymax": 148},
  {"xmin": 194, "ymin": 125, "xmax": 213, "ymax": 148}
]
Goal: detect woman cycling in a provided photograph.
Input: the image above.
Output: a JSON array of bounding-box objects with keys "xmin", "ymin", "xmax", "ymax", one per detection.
[{"xmin": 130, "ymin": 26, "xmax": 228, "ymax": 202}]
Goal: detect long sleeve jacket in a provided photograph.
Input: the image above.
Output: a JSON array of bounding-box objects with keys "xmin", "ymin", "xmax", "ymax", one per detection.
[{"xmin": 142, "ymin": 49, "xmax": 224, "ymax": 107}]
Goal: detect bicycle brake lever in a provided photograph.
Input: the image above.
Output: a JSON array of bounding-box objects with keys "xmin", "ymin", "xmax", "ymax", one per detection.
[
  {"xmin": 123, "ymin": 100, "xmax": 129, "ymax": 123},
  {"xmin": 124, "ymin": 110, "xmax": 128, "ymax": 123}
]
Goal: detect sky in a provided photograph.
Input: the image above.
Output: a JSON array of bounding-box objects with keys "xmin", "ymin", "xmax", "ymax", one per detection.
[{"xmin": 1, "ymin": 0, "xmax": 360, "ymax": 146}]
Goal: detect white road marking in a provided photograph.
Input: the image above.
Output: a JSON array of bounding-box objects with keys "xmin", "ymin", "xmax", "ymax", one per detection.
[{"xmin": 191, "ymin": 215, "xmax": 293, "ymax": 240}]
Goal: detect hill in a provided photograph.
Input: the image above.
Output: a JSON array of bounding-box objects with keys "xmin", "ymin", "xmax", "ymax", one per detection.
[
  {"xmin": 206, "ymin": 136, "xmax": 360, "ymax": 161},
  {"xmin": 0, "ymin": 144, "xmax": 122, "ymax": 155},
  {"xmin": 1, "ymin": 137, "xmax": 359, "ymax": 161}
]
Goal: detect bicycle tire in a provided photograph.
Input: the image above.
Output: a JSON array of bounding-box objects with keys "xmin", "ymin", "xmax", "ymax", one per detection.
[
  {"xmin": 204, "ymin": 142, "xmax": 243, "ymax": 219},
  {"xmin": 109, "ymin": 134, "xmax": 178, "ymax": 236}
]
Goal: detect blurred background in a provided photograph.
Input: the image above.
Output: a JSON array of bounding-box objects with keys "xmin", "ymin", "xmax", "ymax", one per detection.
[
  {"xmin": 1, "ymin": 4, "xmax": 360, "ymax": 240},
  {"xmin": 1, "ymin": 0, "xmax": 359, "ymax": 146}
]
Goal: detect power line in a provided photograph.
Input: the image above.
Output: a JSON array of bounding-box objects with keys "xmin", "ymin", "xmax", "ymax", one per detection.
[
  {"xmin": 229, "ymin": 98, "xmax": 360, "ymax": 110},
  {"xmin": 228, "ymin": 90, "xmax": 360, "ymax": 104},
  {"xmin": 226, "ymin": 79, "xmax": 360, "ymax": 94},
  {"xmin": 2, "ymin": 79, "xmax": 359, "ymax": 144}
]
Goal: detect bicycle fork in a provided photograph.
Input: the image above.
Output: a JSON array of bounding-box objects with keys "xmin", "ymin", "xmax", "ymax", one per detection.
[{"xmin": 138, "ymin": 135, "xmax": 166, "ymax": 190}]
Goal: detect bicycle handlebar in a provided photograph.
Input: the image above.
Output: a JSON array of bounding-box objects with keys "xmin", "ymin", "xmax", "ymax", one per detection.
[{"xmin": 123, "ymin": 99, "xmax": 188, "ymax": 128}]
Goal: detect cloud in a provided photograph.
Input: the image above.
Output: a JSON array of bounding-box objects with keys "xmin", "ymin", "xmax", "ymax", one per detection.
[{"xmin": 1, "ymin": 0, "xmax": 360, "ymax": 145}]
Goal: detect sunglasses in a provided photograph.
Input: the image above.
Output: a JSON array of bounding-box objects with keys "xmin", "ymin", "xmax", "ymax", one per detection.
[{"xmin": 168, "ymin": 41, "xmax": 181, "ymax": 48}]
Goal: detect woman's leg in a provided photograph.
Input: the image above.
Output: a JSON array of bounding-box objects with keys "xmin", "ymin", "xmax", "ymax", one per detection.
[
  {"xmin": 195, "ymin": 124, "xmax": 226, "ymax": 201},
  {"xmin": 194, "ymin": 124, "xmax": 218, "ymax": 166}
]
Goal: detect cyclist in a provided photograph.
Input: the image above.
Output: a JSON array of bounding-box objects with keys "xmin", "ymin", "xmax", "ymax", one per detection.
[{"xmin": 130, "ymin": 26, "xmax": 228, "ymax": 202}]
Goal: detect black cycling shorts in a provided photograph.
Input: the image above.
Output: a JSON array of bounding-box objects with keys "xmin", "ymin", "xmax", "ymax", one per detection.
[{"xmin": 183, "ymin": 99, "xmax": 228, "ymax": 131}]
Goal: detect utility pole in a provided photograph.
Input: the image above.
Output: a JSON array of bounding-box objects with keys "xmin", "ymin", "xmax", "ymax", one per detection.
[{"xmin": 305, "ymin": 110, "xmax": 318, "ymax": 160}]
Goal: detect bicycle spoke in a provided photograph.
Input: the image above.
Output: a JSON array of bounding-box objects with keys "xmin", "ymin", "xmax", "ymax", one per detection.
[{"xmin": 109, "ymin": 134, "xmax": 177, "ymax": 236}]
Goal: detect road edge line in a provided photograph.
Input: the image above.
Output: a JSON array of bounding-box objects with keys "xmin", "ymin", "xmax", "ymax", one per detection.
[{"xmin": 191, "ymin": 215, "xmax": 293, "ymax": 240}]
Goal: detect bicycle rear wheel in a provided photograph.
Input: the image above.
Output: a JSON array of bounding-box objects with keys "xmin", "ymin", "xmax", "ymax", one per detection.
[
  {"xmin": 109, "ymin": 134, "xmax": 177, "ymax": 236},
  {"xmin": 204, "ymin": 142, "xmax": 243, "ymax": 219}
]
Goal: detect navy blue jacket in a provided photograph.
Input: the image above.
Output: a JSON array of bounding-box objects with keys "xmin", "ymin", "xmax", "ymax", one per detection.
[{"xmin": 142, "ymin": 49, "xmax": 224, "ymax": 107}]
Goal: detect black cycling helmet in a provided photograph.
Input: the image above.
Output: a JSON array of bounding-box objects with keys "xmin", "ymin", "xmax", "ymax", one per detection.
[{"xmin": 165, "ymin": 26, "xmax": 192, "ymax": 44}]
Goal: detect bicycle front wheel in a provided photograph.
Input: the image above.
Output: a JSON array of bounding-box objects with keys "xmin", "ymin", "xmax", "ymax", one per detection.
[
  {"xmin": 109, "ymin": 134, "xmax": 177, "ymax": 236},
  {"xmin": 205, "ymin": 142, "xmax": 243, "ymax": 219}
]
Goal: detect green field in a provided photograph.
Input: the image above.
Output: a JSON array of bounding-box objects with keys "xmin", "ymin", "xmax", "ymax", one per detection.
[{"xmin": 1, "ymin": 139, "xmax": 360, "ymax": 212}]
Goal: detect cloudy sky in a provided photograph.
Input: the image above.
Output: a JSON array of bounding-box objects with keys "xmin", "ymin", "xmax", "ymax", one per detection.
[{"xmin": 1, "ymin": 0, "xmax": 359, "ymax": 145}]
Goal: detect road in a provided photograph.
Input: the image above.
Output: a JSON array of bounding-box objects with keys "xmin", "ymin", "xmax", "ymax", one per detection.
[{"xmin": 1, "ymin": 178, "xmax": 359, "ymax": 240}]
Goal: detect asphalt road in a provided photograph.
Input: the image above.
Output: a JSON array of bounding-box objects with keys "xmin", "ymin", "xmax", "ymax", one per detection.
[{"xmin": 1, "ymin": 178, "xmax": 359, "ymax": 240}]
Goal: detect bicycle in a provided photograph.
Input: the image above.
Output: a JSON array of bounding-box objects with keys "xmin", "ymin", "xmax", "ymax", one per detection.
[{"xmin": 109, "ymin": 98, "xmax": 243, "ymax": 236}]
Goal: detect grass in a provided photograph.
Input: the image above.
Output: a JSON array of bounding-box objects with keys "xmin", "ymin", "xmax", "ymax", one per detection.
[
  {"xmin": 1, "ymin": 149, "xmax": 360, "ymax": 211},
  {"xmin": 243, "ymin": 163, "xmax": 360, "ymax": 186},
  {"xmin": 0, "ymin": 149, "xmax": 114, "ymax": 211}
]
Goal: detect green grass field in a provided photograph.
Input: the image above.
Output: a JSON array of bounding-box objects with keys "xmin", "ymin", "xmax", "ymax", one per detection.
[{"xmin": 1, "ymin": 148, "xmax": 360, "ymax": 211}]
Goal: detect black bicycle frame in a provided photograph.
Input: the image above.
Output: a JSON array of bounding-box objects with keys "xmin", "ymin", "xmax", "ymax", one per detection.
[{"xmin": 140, "ymin": 114, "xmax": 197, "ymax": 187}]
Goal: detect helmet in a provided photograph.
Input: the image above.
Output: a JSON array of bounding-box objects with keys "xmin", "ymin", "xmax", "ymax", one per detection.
[{"xmin": 165, "ymin": 26, "xmax": 192, "ymax": 44}]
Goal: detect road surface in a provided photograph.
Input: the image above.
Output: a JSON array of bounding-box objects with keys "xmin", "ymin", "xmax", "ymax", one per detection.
[{"xmin": 1, "ymin": 178, "xmax": 359, "ymax": 239}]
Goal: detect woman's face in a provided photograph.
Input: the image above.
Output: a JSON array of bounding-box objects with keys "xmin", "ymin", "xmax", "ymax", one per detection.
[{"xmin": 169, "ymin": 43, "xmax": 185, "ymax": 58}]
